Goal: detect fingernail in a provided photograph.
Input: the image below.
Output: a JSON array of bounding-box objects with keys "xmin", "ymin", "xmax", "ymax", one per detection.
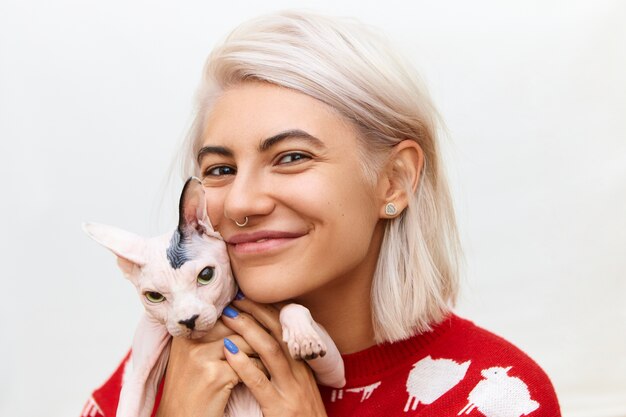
[
  {"xmin": 222, "ymin": 305, "xmax": 239, "ymax": 319},
  {"xmin": 224, "ymin": 338, "xmax": 239, "ymax": 354},
  {"xmin": 235, "ymin": 289, "xmax": 245, "ymax": 300}
]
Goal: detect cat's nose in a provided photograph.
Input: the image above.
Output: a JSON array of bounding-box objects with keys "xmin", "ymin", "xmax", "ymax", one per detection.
[{"xmin": 178, "ymin": 314, "xmax": 199, "ymax": 330}]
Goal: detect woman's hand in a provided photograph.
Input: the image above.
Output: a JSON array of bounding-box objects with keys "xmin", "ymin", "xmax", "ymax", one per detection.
[
  {"xmin": 222, "ymin": 298, "xmax": 328, "ymax": 417},
  {"xmin": 155, "ymin": 319, "xmax": 260, "ymax": 417}
]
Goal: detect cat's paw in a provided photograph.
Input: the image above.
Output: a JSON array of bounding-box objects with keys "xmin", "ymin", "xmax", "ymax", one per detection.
[
  {"xmin": 280, "ymin": 304, "xmax": 327, "ymax": 360},
  {"xmin": 282, "ymin": 323, "xmax": 327, "ymax": 360}
]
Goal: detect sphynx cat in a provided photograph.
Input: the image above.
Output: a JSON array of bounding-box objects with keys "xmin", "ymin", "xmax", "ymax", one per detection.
[{"xmin": 83, "ymin": 177, "xmax": 345, "ymax": 417}]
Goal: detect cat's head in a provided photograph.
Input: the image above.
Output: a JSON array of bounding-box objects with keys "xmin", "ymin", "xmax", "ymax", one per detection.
[{"xmin": 83, "ymin": 177, "xmax": 237, "ymax": 339}]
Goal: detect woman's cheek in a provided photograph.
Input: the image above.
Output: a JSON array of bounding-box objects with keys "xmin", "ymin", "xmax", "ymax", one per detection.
[{"xmin": 205, "ymin": 192, "xmax": 228, "ymax": 231}]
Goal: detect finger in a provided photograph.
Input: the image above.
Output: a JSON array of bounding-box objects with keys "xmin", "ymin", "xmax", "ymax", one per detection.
[
  {"xmin": 175, "ymin": 333, "xmax": 256, "ymax": 359},
  {"xmin": 231, "ymin": 298, "xmax": 291, "ymax": 361},
  {"xmin": 213, "ymin": 334, "xmax": 257, "ymax": 358},
  {"xmin": 231, "ymin": 298, "xmax": 283, "ymax": 339},
  {"xmin": 222, "ymin": 305, "xmax": 295, "ymax": 383},
  {"xmin": 249, "ymin": 357, "xmax": 269, "ymax": 378},
  {"xmin": 194, "ymin": 319, "xmax": 237, "ymax": 343},
  {"xmin": 224, "ymin": 338, "xmax": 277, "ymax": 406}
]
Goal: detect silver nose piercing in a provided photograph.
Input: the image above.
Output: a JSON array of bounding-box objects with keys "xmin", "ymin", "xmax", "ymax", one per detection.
[{"xmin": 235, "ymin": 217, "xmax": 249, "ymax": 227}]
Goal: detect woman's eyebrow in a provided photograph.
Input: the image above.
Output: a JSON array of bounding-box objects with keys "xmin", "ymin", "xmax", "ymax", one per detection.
[
  {"xmin": 259, "ymin": 129, "xmax": 325, "ymax": 152},
  {"xmin": 197, "ymin": 129, "xmax": 325, "ymax": 164},
  {"xmin": 197, "ymin": 145, "xmax": 233, "ymax": 164}
]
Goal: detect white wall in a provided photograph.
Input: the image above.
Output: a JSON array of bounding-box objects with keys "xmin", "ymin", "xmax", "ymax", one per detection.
[{"xmin": 1, "ymin": 1, "xmax": 624, "ymax": 416}]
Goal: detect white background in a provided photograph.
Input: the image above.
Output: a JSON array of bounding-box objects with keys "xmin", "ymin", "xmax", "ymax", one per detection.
[{"xmin": 1, "ymin": 1, "xmax": 624, "ymax": 416}]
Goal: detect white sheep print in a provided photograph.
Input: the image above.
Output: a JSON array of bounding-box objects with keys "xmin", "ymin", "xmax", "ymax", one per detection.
[
  {"xmin": 458, "ymin": 366, "xmax": 539, "ymax": 417},
  {"xmin": 401, "ymin": 357, "xmax": 540, "ymax": 417},
  {"xmin": 404, "ymin": 356, "xmax": 471, "ymax": 411}
]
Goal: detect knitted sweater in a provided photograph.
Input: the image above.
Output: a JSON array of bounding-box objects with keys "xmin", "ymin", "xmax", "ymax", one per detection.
[
  {"xmin": 318, "ymin": 314, "xmax": 560, "ymax": 416},
  {"xmin": 81, "ymin": 314, "xmax": 560, "ymax": 417}
]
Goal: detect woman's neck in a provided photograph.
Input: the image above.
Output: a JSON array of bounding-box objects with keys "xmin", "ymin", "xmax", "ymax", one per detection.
[
  {"xmin": 295, "ymin": 237, "xmax": 383, "ymax": 354},
  {"xmin": 298, "ymin": 276, "xmax": 375, "ymax": 354}
]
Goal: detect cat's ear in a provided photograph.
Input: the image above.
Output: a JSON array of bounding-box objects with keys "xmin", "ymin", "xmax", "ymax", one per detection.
[
  {"xmin": 82, "ymin": 222, "xmax": 146, "ymax": 280},
  {"xmin": 178, "ymin": 177, "xmax": 220, "ymax": 239}
]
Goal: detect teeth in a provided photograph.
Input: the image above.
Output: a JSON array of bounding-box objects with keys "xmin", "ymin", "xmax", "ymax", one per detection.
[{"xmin": 255, "ymin": 238, "xmax": 268, "ymax": 243}]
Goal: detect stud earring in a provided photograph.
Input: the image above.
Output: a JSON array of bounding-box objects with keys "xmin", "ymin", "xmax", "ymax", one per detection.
[{"xmin": 385, "ymin": 203, "xmax": 398, "ymax": 216}]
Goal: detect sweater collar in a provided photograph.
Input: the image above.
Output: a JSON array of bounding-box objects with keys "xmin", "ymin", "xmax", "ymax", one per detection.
[{"xmin": 339, "ymin": 313, "xmax": 458, "ymax": 384}]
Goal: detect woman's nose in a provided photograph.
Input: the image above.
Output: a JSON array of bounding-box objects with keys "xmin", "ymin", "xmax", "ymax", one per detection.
[{"xmin": 223, "ymin": 169, "xmax": 274, "ymax": 224}]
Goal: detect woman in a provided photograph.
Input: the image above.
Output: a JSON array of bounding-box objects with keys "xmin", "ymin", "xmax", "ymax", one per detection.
[{"xmin": 83, "ymin": 11, "xmax": 561, "ymax": 417}]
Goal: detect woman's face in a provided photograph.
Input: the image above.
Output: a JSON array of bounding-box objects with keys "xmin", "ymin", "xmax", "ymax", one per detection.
[{"xmin": 198, "ymin": 82, "xmax": 386, "ymax": 303}]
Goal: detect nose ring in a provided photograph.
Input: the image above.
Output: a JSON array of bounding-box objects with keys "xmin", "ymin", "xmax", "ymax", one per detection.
[{"xmin": 235, "ymin": 217, "xmax": 249, "ymax": 227}]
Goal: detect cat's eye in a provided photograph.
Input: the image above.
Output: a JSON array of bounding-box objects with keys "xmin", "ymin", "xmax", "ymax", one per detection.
[
  {"xmin": 198, "ymin": 266, "xmax": 215, "ymax": 285},
  {"xmin": 145, "ymin": 291, "xmax": 165, "ymax": 303}
]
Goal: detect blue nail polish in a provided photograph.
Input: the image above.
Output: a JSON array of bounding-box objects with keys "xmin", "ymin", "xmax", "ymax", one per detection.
[
  {"xmin": 223, "ymin": 305, "xmax": 239, "ymax": 318},
  {"xmin": 235, "ymin": 289, "xmax": 245, "ymax": 300},
  {"xmin": 224, "ymin": 338, "xmax": 239, "ymax": 354}
]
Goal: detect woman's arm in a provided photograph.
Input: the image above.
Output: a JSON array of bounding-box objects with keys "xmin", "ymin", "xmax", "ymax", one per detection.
[{"xmin": 222, "ymin": 298, "xmax": 328, "ymax": 417}]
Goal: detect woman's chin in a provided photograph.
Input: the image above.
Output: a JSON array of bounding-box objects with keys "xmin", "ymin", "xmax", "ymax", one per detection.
[{"xmin": 238, "ymin": 280, "xmax": 299, "ymax": 304}]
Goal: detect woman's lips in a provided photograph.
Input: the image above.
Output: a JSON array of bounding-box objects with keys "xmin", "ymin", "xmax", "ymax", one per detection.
[{"xmin": 226, "ymin": 231, "xmax": 305, "ymax": 254}]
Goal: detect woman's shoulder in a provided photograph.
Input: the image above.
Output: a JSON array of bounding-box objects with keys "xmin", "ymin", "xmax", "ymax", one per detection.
[
  {"xmin": 439, "ymin": 314, "xmax": 556, "ymax": 383},
  {"xmin": 80, "ymin": 350, "xmax": 131, "ymax": 417},
  {"xmin": 415, "ymin": 313, "xmax": 562, "ymax": 415},
  {"xmin": 80, "ymin": 351, "xmax": 127, "ymax": 417},
  {"xmin": 81, "ymin": 348, "xmax": 165, "ymax": 417},
  {"xmin": 80, "ymin": 350, "xmax": 167, "ymax": 417}
]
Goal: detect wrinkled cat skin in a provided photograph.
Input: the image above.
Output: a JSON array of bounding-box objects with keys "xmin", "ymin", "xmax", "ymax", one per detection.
[{"xmin": 84, "ymin": 177, "xmax": 344, "ymax": 417}]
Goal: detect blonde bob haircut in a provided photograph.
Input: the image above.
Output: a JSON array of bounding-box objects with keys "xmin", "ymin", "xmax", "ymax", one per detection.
[{"xmin": 181, "ymin": 11, "xmax": 462, "ymax": 343}]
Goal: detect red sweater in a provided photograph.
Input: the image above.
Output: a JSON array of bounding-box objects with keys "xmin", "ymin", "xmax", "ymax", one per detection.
[{"xmin": 82, "ymin": 314, "xmax": 560, "ymax": 417}]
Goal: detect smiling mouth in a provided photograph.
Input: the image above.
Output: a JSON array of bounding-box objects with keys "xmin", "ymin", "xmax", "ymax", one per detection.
[
  {"xmin": 230, "ymin": 237, "xmax": 301, "ymax": 254},
  {"xmin": 227, "ymin": 232, "xmax": 305, "ymax": 255}
]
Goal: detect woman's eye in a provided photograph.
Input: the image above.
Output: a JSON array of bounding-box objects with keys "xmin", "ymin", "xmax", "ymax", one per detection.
[
  {"xmin": 204, "ymin": 165, "xmax": 236, "ymax": 177},
  {"xmin": 145, "ymin": 291, "xmax": 165, "ymax": 303},
  {"xmin": 277, "ymin": 152, "xmax": 311, "ymax": 165},
  {"xmin": 197, "ymin": 266, "xmax": 215, "ymax": 285}
]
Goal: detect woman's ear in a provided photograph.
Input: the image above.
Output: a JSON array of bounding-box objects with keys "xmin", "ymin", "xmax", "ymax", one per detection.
[{"xmin": 377, "ymin": 140, "xmax": 424, "ymax": 218}]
